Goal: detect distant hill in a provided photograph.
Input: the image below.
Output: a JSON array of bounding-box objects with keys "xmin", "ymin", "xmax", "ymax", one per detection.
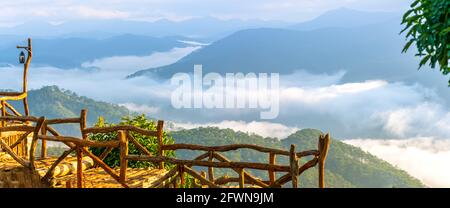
[
  {"xmin": 9, "ymin": 86, "xmax": 129, "ymax": 135},
  {"xmin": 129, "ymin": 19, "xmax": 450, "ymax": 92},
  {"xmin": 127, "ymin": 7, "xmax": 450, "ymax": 90},
  {"xmin": 170, "ymin": 127, "xmax": 425, "ymax": 188},
  {"xmin": 127, "ymin": 21, "xmax": 412, "ymax": 82},
  {"xmin": 0, "ymin": 18, "xmax": 290, "ymax": 40},
  {"xmin": 0, "ymin": 34, "xmax": 191, "ymax": 68},
  {"xmin": 289, "ymin": 8, "xmax": 399, "ymax": 30}
]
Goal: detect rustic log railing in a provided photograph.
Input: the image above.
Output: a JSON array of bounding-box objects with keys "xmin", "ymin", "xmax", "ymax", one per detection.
[
  {"xmin": 131, "ymin": 137, "xmax": 329, "ymax": 188},
  {"xmin": 0, "ymin": 116, "xmax": 39, "ymax": 167},
  {"xmin": 0, "ymin": 109, "xmax": 330, "ymax": 188}
]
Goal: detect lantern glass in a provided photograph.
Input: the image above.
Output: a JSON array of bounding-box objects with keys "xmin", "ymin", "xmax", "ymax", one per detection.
[{"xmin": 19, "ymin": 51, "xmax": 25, "ymax": 64}]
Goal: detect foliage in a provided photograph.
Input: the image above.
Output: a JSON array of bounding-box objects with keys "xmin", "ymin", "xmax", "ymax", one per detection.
[
  {"xmin": 401, "ymin": 0, "xmax": 450, "ymax": 85},
  {"xmin": 89, "ymin": 115, "xmax": 175, "ymax": 169},
  {"xmin": 171, "ymin": 127, "xmax": 425, "ymax": 188}
]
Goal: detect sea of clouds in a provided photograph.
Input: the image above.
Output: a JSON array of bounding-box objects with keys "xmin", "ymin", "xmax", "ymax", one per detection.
[{"xmin": 345, "ymin": 138, "xmax": 450, "ymax": 188}]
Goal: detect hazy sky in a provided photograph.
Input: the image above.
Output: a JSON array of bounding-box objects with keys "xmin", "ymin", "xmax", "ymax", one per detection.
[{"xmin": 0, "ymin": 0, "xmax": 410, "ymax": 26}]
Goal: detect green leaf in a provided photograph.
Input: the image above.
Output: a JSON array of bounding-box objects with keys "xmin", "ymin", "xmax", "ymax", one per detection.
[
  {"xmin": 419, "ymin": 55, "xmax": 431, "ymax": 67},
  {"xmin": 402, "ymin": 39, "xmax": 415, "ymax": 53},
  {"xmin": 439, "ymin": 27, "xmax": 450, "ymax": 36},
  {"xmin": 411, "ymin": 0, "xmax": 420, "ymax": 8}
]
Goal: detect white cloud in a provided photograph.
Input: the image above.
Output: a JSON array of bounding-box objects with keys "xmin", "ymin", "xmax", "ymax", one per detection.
[
  {"xmin": 345, "ymin": 138, "xmax": 450, "ymax": 188},
  {"xmin": 81, "ymin": 46, "xmax": 200, "ymax": 72},
  {"xmin": 281, "ymin": 80, "xmax": 387, "ymax": 104},
  {"xmin": 119, "ymin": 103, "xmax": 159, "ymax": 114},
  {"xmin": 173, "ymin": 120, "xmax": 299, "ymax": 139},
  {"xmin": 69, "ymin": 6, "xmax": 130, "ymax": 19},
  {"xmin": 375, "ymin": 103, "xmax": 450, "ymax": 138}
]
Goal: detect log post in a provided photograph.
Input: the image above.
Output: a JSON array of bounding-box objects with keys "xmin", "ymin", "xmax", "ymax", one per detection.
[
  {"xmin": 80, "ymin": 109, "xmax": 87, "ymax": 139},
  {"xmin": 1, "ymin": 101, "xmax": 6, "ymax": 127},
  {"xmin": 173, "ymin": 178, "xmax": 178, "ymax": 188},
  {"xmin": 289, "ymin": 144, "xmax": 299, "ymax": 188},
  {"xmin": 318, "ymin": 133, "xmax": 330, "ymax": 188},
  {"xmin": 22, "ymin": 38, "xmax": 32, "ymax": 116},
  {"xmin": 238, "ymin": 168, "xmax": 245, "ymax": 188},
  {"xmin": 40, "ymin": 122, "xmax": 47, "ymax": 159},
  {"xmin": 80, "ymin": 109, "xmax": 88, "ymax": 152},
  {"xmin": 200, "ymin": 171, "xmax": 207, "ymax": 188},
  {"xmin": 179, "ymin": 165, "xmax": 185, "ymax": 187},
  {"xmin": 66, "ymin": 180, "xmax": 72, "ymax": 188},
  {"xmin": 268, "ymin": 152, "xmax": 276, "ymax": 185},
  {"xmin": 76, "ymin": 146, "xmax": 83, "ymax": 188},
  {"xmin": 208, "ymin": 151, "xmax": 214, "ymax": 183},
  {"xmin": 119, "ymin": 130, "xmax": 128, "ymax": 184},
  {"xmin": 156, "ymin": 120, "xmax": 164, "ymax": 169},
  {"xmin": 29, "ymin": 117, "xmax": 45, "ymax": 170}
]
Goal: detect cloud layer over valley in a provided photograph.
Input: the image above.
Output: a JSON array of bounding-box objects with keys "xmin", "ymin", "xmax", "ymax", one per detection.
[{"xmin": 345, "ymin": 138, "xmax": 450, "ymax": 187}]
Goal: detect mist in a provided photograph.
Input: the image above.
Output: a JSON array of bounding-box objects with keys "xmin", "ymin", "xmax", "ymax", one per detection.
[{"xmin": 345, "ymin": 138, "xmax": 450, "ymax": 188}]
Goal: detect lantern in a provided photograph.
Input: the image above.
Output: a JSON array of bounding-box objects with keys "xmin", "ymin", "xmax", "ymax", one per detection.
[{"xmin": 19, "ymin": 51, "xmax": 25, "ymax": 64}]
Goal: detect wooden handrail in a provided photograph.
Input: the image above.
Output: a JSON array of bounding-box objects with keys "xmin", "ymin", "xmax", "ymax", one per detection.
[
  {"xmin": 83, "ymin": 125, "xmax": 159, "ymax": 136},
  {"xmin": 162, "ymin": 143, "xmax": 320, "ymax": 157},
  {"xmin": 0, "ymin": 126, "xmax": 35, "ymax": 132},
  {"xmin": 0, "ymin": 92, "xmax": 25, "ymax": 96},
  {"xmin": 0, "ymin": 116, "xmax": 39, "ymax": 122},
  {"xmin": 126, "ymin": 154, "xmax": 291, "ymax": 172},
  {"xmin": 38, "ymin": 135, "xmax": 120, "ymax": 148},
  {"xmin": 45, "ymin": 117, "xmax": 81, "ymax": 125}
]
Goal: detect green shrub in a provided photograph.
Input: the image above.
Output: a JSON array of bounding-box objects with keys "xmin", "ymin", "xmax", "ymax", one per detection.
[{"xmin": 89, "ymin": 115, "xmax": 175, "ymax": 169}]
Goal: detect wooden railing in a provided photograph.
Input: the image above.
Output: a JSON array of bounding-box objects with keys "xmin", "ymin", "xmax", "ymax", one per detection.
[
  {"xmin": 0, "ymin": 109, "xmax": 330, "ymax": 188},
  {"xmin": 131, "ymin": 136, "xmax": 330, "ymax": 188}
]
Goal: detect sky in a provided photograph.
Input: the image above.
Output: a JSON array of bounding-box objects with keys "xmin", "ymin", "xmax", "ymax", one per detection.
[{"xmin": 0, "ymin": 0, "xmax": 410, "ymax": 27}]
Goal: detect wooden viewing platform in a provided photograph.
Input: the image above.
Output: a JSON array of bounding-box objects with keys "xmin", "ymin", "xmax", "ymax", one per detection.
[{"xmin": 0, "ymin": 110, "xmax": 330, "ymax": 188}]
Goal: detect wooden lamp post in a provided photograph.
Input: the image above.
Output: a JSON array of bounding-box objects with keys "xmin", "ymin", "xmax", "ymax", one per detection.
[
  {"xmin": 16, "ymin": 38, "xmax": 33, "ymax": 116},
  {"xmin": 0, "ymin": 38, "xmax": 32, "ymax": 127}
]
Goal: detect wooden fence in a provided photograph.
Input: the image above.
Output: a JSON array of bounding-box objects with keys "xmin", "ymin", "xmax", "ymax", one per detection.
[{"xmin": 0, "ymin": 109, "xmax": 330, "ymax": 188}]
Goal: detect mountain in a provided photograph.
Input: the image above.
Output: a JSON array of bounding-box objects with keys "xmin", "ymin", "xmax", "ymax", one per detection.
[
  {"xmin": 8, "ymin": 86, "xmax": 130, "ymax": 135},
  {"xmin": 128, "ymin": 21, "xmax": 413, "ymax": 81},
  {"xmin": 290, "ymin": 8, "xmax": 400, "ymax": 30},
  {"xmin": 0, "ymin": 18, "xmax": 290, "ymax": 40},
  {"xmin": 170, "ymin": 127, "xmax": 425, "ymax": 188},
  {"xmin": 128, "ymin": 18, "xmax": 449, "ymax": 94},
  {"xmin": 0, "ymin": 34, "xmax": 192, "ymax": 68}
]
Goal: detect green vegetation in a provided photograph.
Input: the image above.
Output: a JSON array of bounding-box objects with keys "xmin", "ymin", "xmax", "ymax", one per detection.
[
  {"xmin": 171, "ymin": 127, "xmax": 425, "ymax": 188},
  {"xmin": 401, "ymin": 0, "xmax": 450, "ymax": 85},
  {"xmin": 89, "ymin": 115, "xmax": 175, "ymax": 169}
]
